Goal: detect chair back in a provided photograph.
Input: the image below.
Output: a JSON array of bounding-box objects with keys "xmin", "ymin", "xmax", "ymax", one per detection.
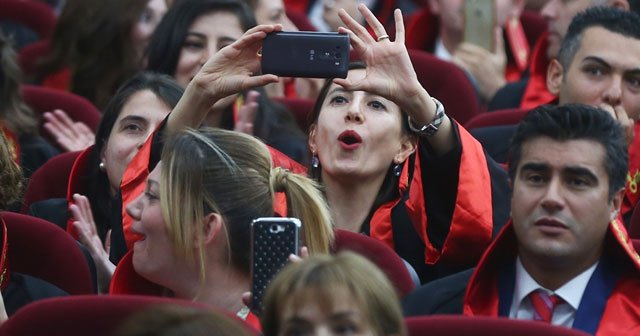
[
  {"xmin": 464, "ymin": 108, "xmax": 530, "ymax": 130},
  {"xmin": 21, "ymin": 151, "xmax": 81, "ymax": 213},
  {"xmin": 0, "ymin": 0, "xmax": 56, "ymax": 40}
]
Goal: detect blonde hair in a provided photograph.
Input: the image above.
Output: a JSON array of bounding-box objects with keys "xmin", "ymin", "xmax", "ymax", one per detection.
[
  {"xmin": 160, "ymin": 127, "xmax": 333, "ymax": 285},
  {"xmin": 261, "ymin": 252, "xmax": 407, "ymax": 336},
  {"xmin": 0, "ymin": 132, "xmax": 23, "ymax": 209}
]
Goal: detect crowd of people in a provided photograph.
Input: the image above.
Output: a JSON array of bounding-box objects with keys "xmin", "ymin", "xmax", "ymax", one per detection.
[{"xmin": 0, "ymin": 0, "xmax": 639, "ymax": 335}]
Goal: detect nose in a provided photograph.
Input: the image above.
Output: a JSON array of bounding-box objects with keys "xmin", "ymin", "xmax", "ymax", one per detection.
[
  {"xmin": 602, "ymin": 77, "xmax": 623, "ymax": 107},
  {"xmin": 344, "ymin": 103, "xmax": 364, "ymax": 123},
  {"xmin": 126, "ymin": 193, "xmax": 145, "ymax": 221},
  {"xmin": 540, "ymin": 177, "xmax": 565, "ymax": 213}
]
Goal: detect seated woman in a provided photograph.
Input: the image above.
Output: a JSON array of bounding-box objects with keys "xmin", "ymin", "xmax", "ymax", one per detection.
[
  {"xmin": 118, "ymin": 127, "xmax": 334, "ymax": 328},
  {"xmin": 261, "ymin": 251, "xmax": 407, "ymax": 336},
  {"xmin": 145, "ymin": 0, "xmax": 308, "ymax": 163}
]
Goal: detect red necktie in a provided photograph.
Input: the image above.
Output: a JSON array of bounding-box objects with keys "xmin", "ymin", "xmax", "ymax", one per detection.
[{"xmin": 529, "ymin": 290, "xmax": 563, "ymax": 323}]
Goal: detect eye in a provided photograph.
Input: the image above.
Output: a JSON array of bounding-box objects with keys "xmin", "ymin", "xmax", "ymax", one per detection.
[
  {"xmin": 625, "ymin": 75, "xmax": 640, "ymax": 90},
  {"xmin": 144, "ymin": 191, "xmax": 159, "ymax": 201},
  {"xmin": 524, "ymin": 172, "xmax": 546, "ymax": 185},
  {"xmin": 183, "ymin": 39, "xmax": 205, "ymax": 51},
  {"xmin": 139, "ymin": 9, "xmax": 153, "ymax": 24},
  {"xmin": 332, "ymin": 322, "xmax": 359, "ymax": 335},
  {"xmin": 566, "ymin": 176, "xmax": 592, "ymax": 188},
  {"xmin": 583, "ymin": 65, "xmax": 604, "ymax": 77},
  {"xmin": 329, "ymin": 95, "xmax": 349, "ymax": 105},
  {"xmin": 368, "ymin": 100, "xmax": 386, "ymax": 111},
  {"xmin": 123, "ymin": 123, "xmax": 144, "ymax": 133}
]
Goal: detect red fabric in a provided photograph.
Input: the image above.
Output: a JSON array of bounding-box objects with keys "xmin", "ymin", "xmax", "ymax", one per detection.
[
  {"xmin": 1, "ymin": 212, "xmax": 94, "ymax": 295},
  {"xmin": 463, "ymin": 219, "xmax": 640, "ymax": 335},
  {"xmin": 285, "ymin": 8, "xmax": 316, "ymax": 32},
  {"xmin": 17, "ymin": 40, "xmax": 49, "ymax": 77},
  {"xmin": 64, "ymin": 147, "xmax": 94, "ymax": 239},
  {"xmin": 370, "ymin": 123, "xmax": 494, "ymax": 267},
  {"xmin": 464, "ymin": 108, "xmax": 530, "ymax": 130},
  {"xmin": 519, "ymin": 33, "xmax": 557, "ymax": 109},
  {"xmin": 622, "ymin": 122, "xmax": 640, "ymax": 218},
  {"xmin": 408, "ymin": 49, "xmax": 481, "ymax": 124},
  {"xmin": 20, "ymin": 151, "xmax": 81, "ymax": 214},
  {"xmin": 405, "ymin": 315, "xmax": 590, "ymax": 336},
  {"xmin": 0, "ymin": 218, "xmax": 9, "ymax": 291},
  {"xmin": 0, "ymin": 295, "xmax": 259, "ymax": 336},
  {"xmin": 41, "ymin": 68, "xmax": 72, "ymax": 92},
  {"xmin": 0, "ymin": 125, "xmax": 20, "ymax": 164},
  {"xmin": 332, "ymin": 229, "xmax": 415, "ymax": 297},
  {"xmin": 273, "ymin": 97, "xmax": 315, "ymax": 131},
  {"xmin": 0, "ymin": 0, "xmax": 56, "ymax": 40},
  {"xmin": 628, "ymin": 203, "xmax": 640, "ymax": 239}
]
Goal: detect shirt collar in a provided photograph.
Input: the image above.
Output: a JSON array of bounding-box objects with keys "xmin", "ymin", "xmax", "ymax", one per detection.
[
  {"xmin": 512, "ymin": 257, "xmax": 598, "ymax": 311},
  {"xmin": 434, "ymin": 38, "xmax": 453, "ymax": 61}
]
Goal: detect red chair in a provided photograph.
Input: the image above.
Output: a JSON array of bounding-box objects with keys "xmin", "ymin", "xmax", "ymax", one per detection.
[
  {"xmin": 20, "ymin": 151, "xmax": 81, "ymax": 213},
  {"xmin": 409, "ymin": 49, "xmax": 481, "ymax": 125},
  {"xmin": 0, "ymin": 0, "xmax": 57, "ymax": 40},
  {"xmin": 17, "ymin": 39, "xmax": 49, "ymax": 77},
  {"xmin": 1, "ymin": 211, "xmax": 94, "ymax": 295},
  {"xmin": 286, "ymin": 8, "xmax": 316, "ymax": 31},
  {"xmin": 21, "ymin": 84, "xmax": 101, "ymax": 148},
  {"xmin": 333, "ymin": 229, "xmax": 415, "ymax": 298},
  {"xmin": 405, "ymin": 316, "xmax": 590, "ymax": 336},
  {"xmin": 632, "ymin": 239, "xmax": 640, "ymax": 253},
  {"xmin": 0, "ymin": 295, "xmax": 258, "ymax": 336},
  {"xmin": 273, "ymin": 97, "xmax": 315, "ymax": 131},
  {"xmin": 464, "ymin": 108, "xmax": 530, "ymax": 130}
]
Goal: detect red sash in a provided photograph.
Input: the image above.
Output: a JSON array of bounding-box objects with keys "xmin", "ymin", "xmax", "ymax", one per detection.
[
  {"xmin": 622, "ymin": 122, "xmax": 640, "ymax": 217},
  {"xmin": 464, "ymin": 219, "xmax": 640, "ymax": 334},
  {"xmin": 370, "ymin": 123, "xmax": 494, "ymax": 266},
  {"xmin": 65, "ymin": 146, "xmax": 93, "ymax": 239},
  {"xmin": 520, "ymin": 33, "xmax": 557, "ymax": 109},
  {"xmin": 0, "ymin": 217, "xmax": 10, "ymax": 291},
  {"xmin": 42, "ymin": 68, "xmax": 71, "ymax": 92}
]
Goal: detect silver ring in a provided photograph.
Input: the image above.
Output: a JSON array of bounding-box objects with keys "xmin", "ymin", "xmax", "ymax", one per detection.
[{"xmin": 377, "ymin": 34, "xmax": 390, "ymax": 42}]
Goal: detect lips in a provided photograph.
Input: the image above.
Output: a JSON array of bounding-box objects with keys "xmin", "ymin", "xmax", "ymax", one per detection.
[
  {"xmin": 533, "ymin": 217, "xmax": 568, "ymax": 234},
  {"xmin": 338, "ymin": 130, "xmax": 362, "ymax": 150}
]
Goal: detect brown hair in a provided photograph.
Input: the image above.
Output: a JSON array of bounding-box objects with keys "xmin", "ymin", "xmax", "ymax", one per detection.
[
  {"xmin": 160, "ymin": 127, "xmax": 334, "ymax": 286},
  {"xmin": 261, "ymin": 252, "xmax": 407, "ymax": 336},
  {"xmin": 0, "ymin": 132, "xmax": 23, "ymax": 209},
  {"xmin": 0, "ymin": 31, "xmax": 38, "ymax": 135}
]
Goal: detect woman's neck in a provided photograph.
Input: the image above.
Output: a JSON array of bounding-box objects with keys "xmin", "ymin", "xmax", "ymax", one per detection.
[
  {"xmin": 172, "ymin": 263, "xmax": 250, "ymax": 314},
  {"xmin": 322, "ymin": 172, "xmax": 387, "ymax": 232}
]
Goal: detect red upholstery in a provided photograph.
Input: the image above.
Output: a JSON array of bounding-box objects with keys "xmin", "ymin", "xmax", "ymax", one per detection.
[
  {"xmin": 332, "ymin": 229, "xmax": 415, "ymax": 298},
  {"xmin": 0, "ymin": 0, "xmax": 56, "ymax": 40},
  {"xmin": 273, "ymin": 97, "xmax": 315, "ymax": 131},
  {"xmin": 628, "ymin": 204, "xmax": 640, "ymax": 239},
  {"xmin": 409, "ymin": 49, "xmax": 481, "ymax": 124},
  {"xmin": 520, "ymin": 10, "xmax": 547, "ymax": 55},
  {"xmin": 20, "ymin": 151, "xmax": 81, "ymax": 213},
  {"xmin": 464, "ymin": 108, "xmax": 530, "ymax": 130},
  {"xmin": 17, "ymin": 40, "xmax": 49, "ymax": 77},
  {"xmin": 1, "ymin": 212, "xmax": 94, "ymax": 295},
  {"xmin": 0, "ymin": 295, "xmax": 258, "ymax": 336},
  {"xmin": 632, "ymin": 239, "xmax": 640, "ymax": 253},
  {"xmin": 286, "ymin": 8, "xmax": 316, "ymax": 31},
  {"xmin": 405, "ymin": 316, "xmax": 590, "ymax": 336},
  {"xmin": 20, "ymin": 84, "xmax": 101, "ymax": 147}
]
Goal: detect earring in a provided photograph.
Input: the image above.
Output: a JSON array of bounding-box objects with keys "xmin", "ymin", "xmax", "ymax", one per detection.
[
  {"xmin": 99, "ymin": 162, "xmax": 106, "ymax": 172},
  {"xmin": 311, "ymin": 155, "xmax": 319, "ymax": 168},
  {"xmin": 393, "ymin": 163, "xmax": 402, "ymax": 177}
]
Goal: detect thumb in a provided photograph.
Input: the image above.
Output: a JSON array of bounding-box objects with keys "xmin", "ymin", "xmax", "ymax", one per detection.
[
  {"xmin": 104, "ymin": 229, "xmax": 112, "ymax": 255},
  {"xmin": 494, "ymin": 27, "xmax": 505, "ymax": 57}
]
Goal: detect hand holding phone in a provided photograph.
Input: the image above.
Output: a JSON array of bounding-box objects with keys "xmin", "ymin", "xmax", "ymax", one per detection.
[
  {"xmin": 261, "ymin": 31, "xmax": 349, "ymax": 78},
  {"xmin": 250, "ymin": 217, "xmax": 301, "ymax": 316}
]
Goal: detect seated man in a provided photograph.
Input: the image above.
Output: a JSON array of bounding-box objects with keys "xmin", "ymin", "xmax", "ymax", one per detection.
[
  {"xmin": 404, "ymin": 103, "xmax": 640, "ymax": 334},
  {"xmin": 473, "ymin": 6, "xmax": 640, "ymax": 220},
  {"xmin": 489, "ymin": 0, "xmax": 635, "ymax": 110}
]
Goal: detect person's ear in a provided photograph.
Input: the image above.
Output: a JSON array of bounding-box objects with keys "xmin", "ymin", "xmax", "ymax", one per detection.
[
  {"xmin": 610, "ymin": 0, "xmax": 630, "ymax": 11},
  {"xmin": 427, "ymin": 0, "xmax": 441, "ymax": 15},
  {"xmin": 394, "ymin": 135, "xmax": 417, "ymax": 164},
  {"xmin": 201, "ymin": 212, "xmax": 224, "ymax": 245},
  {"xmin": 546, "ymin": 59, "xmax": 564, "ymax": 95},
  {"xmin": 610, "ymin": 188, "xmax": 625, "ymax": 221},
  {"xmin": 308, "ymin": 123, "xmax": 318, "ymax": 155}
]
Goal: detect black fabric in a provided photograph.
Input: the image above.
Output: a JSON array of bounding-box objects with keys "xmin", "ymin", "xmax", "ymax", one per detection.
[
  {"xmin": 19, "ymin": 134, "xmax": 59, "ymax": 178},
  {"xmin": 402, "ymin": 268, "xmax": 473, "ymax": 316},
  {"xmin": 109, "ymin": 192, "xmax": 127, "ymax": 264},
  {"xmin": 488, "ymin": 79, "xmax": 528, "ymax": 112},
  {"xmin": 27, "ymin": 198, "xmax": 68, "ymax": 230},
  {"xmin": 470, "ymin": 125, "xmax": 517, "ymax": 164},
  {"xmin": 3, "ymin": 272, "xmax": 68, "ymax": 316}
]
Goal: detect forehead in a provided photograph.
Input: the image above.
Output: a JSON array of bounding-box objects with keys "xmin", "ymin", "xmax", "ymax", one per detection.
[
  {"xmin": 517, "ymin": 136, "xmax": 607, "ymax": 175},
  {"xmin": 189, "ymin": 11, "xmax": 243, "ymax": 33},
  {"xmin": 569, "ymin": 27, "xmax": 640, "ymax": 69},
  {"xmin": 117, "ymin": 90, "xmax": 171, "ymax": 123}
]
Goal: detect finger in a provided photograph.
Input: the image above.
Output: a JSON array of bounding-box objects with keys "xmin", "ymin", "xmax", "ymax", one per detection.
[
  {"xmin": 394, "ymin": 8, "xmax": 405, "ymax": 45},
  {"xmin": 54, "ymin": 109, "xmax": 76, "ymax": 129},
  {"xmin": 241, "ymin": 292, "xmax": 252, "ymax": 307},
  {"xmin": 337, "ymin": 27, "xmax": 367, "ymax": 53},
  {"xmin": 241, "ymin": 74, "xmax": 280, "ymax": 90},
  {"xmin": 332, "ymin": 78, "xmax": 358, "ymax": 91},
  {"xmin": 288, "ymin": 253, "xmax": 302, "ymax": 263},
  {"xmin": 338, "ymin": 8, "xmax": 374, "ymax": 43},
  {"xmin": 599, "ymin": 104, "xmax": 617, "ymax": 119},
  {"xmin": 105, "ymin": 229, "xmax": 112, "ymax": 255},
  {"xmin": 300, "ymin": 246, "xmax": 309, "ymax": 258},
  {"xmin": 358, "ymin": 3, "xmax": 386, "ymax": 39},
  {"xmin": 494, "ymin": 27, "xmax": 505, "ymax": 55}
]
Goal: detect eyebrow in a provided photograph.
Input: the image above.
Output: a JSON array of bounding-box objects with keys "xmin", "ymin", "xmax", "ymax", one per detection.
[
  {"xmin": 185, "ymin": 32, "xmax": 206, "ymax": 39},
  {"xmin": 146, "ymin": 179, "xmax": 159, "ymax": 190},
  {"xmin": 581, "ymin": 56, "xmax": 611, "ymax": 69},
  {"xmin": 519, "ymin": 162, "xmax": 599, "ymax": 180},
  {"xmin": 119, "ymin": 115, "xmax": 148, "ymax": 125},
  {"xmin": 519, "ymin": 162, "xmax": 548, "ymax": 173}
]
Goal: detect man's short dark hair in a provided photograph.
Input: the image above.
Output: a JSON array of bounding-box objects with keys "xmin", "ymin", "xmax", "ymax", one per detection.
[
  {"xmin": 508, "ymin": 104, "xmax": 628, "ymax": 200},
  {"xmin": 557, "ymin": 6, "xmax": 640, "ymax": 70}
]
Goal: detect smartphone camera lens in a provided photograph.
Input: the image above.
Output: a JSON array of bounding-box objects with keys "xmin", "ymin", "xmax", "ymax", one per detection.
[{"xmin": 334, "ymin": 52, "xmax": 341, "ymax": 59}]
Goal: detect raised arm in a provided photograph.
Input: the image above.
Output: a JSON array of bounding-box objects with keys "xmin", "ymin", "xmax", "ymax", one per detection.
[
  {"xmin": 335, "ymin": 5, "xmax": 455, "ymax": 154},
  {"xmin": 167, "ymin": 24, "xmax": 282, "ymax": 134}
]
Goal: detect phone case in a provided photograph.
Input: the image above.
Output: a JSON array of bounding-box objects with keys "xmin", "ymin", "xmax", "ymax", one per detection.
[
  {"xmin": 250, "ymin": 217, "xmax": 301, "ymax": 316},
  {"xmin": 261, "ymin": 31, "xmax": 349, "ymax": 78},
  {"xmin": 464, "ymin": 0, "xmax": 495, "ymax": 51}
]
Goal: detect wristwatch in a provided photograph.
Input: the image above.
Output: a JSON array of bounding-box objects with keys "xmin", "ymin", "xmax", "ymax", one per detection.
[{"xmin": 407, "ymin": 97, "xmax": 446, "ymax": 137}]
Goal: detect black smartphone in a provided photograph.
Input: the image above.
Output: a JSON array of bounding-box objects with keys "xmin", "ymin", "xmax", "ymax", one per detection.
[
  {"xmin": 261, "ymin": 31, "xmax": 349, "ymax": 78},
  {"xmin": 250, "ymin": 217, "xmax": 301, "ymax": 316},
  {"xmin": 464, "ymin": 0, "xmax": 495, "ymax": 51}
]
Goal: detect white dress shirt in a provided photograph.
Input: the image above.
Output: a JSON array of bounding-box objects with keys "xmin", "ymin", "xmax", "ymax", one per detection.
[
  {"xmin": 509, "ymin": 257, "xmax": 598, "ymax": 327},
  {"xmin": 434, "ymin": 38, "xmax": 453, "ymax": 62}
]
